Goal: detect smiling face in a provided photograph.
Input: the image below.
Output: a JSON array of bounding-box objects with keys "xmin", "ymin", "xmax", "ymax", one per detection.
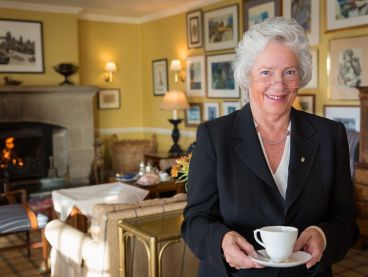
[{"xmin": 249, "ymin": 41, "xmax": 300, "ymax": 121}]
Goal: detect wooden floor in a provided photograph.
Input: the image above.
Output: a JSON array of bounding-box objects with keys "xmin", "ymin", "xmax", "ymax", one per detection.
[{"xmin": 0, "ymin": 234, "xmax": 367, "ymax": 277}]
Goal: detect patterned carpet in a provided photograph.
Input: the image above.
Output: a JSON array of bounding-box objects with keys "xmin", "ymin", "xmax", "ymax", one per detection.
[{"xmin": 0, "ymin": 233, "xmax": 367, "ymax": 277}]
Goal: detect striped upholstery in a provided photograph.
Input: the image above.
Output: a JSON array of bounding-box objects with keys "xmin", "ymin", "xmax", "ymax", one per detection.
[{"xmin": 0, "ymin": 204, "xmax": 30, "ymax": 234}]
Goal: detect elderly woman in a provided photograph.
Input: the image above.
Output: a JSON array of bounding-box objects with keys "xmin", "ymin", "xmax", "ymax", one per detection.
[{"xmin": 182, "ymin": 17, "xmax": 359, "ymax": 277}]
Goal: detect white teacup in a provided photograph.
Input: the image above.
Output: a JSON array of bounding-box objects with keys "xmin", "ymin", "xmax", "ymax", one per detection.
[
  {"xmin": 159, "ymin": 171, "xmax": 170, "ymax": 182},
  {"xmin": 253, "ymin": 226, "xmax": 298, "ymax": 263}
]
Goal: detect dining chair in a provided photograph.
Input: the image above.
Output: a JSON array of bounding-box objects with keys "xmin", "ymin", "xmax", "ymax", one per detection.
[{"xmin": 0, "ymin": 181, "xmax": 49, "ymax": 269}]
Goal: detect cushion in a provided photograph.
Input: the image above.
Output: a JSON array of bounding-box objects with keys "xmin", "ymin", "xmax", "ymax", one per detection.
[{"xmin": 0, "ymin": 204, "xmax": 30, "ymax": 233}]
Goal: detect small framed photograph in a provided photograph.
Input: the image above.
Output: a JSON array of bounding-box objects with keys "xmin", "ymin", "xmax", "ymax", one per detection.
[
  {"xmin": 186, "ymin": 56, "xmax": 205, "ymax": 97},
  {"xmin": 328, "ymin": 36, "xmax": 368, "ymax": 100},
  {"xmin": 98, "ymin": 89, "xmax": 121, "ymax": 110},
  {"xmin": 152, "ymin": 59, "xmax": 169, "ymax": 96},
  {"xmin": 185, "ymin": 103, "xmax": 202, "ymax": 127},
  {"xmin": 324, "ymin": 105, "xmax": 360, "ymax": 132},
  {"xmin": 203, "ymin": 4, "xmax": 239, "ymax": 51},
  {"xmin": 304, "ymin": 48, "xmax": 318, "ymax": 89},
  {"xmin": 282, "ymin": 0, "xmax": 320, "ymax": 45},
  {"xmin": 186, "ymin": 10, "xmax": 203, "ymax": 49},
  {"xmin": 327, "ymin": 1, "xmax": 368, "ymax": 31},
  {"xmin": 222, "ymin": 101, "xmax": 241, "ymax": 116},
  {"xmin": 0, "ymin": 19, "xmax": 44, "ymax": 73},
  {"xmin": 295, "ymin": 94, "xmax": 315, "ymax": 114},
  {"xmin": 204, "ymin": 102, "xmax": 220, "ymax": 121},
  {"xmin": 207, "ymin": 53, "xmax": 239, "ymax": 99},
  {"xmin": 243, "ymin": 0, "xmax": 281, "ymax": 32}
]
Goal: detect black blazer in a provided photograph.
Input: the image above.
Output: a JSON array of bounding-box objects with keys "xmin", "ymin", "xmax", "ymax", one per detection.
[{"xmin": 182, "ymin": 104, "xmax": 359, "ymax": 277}]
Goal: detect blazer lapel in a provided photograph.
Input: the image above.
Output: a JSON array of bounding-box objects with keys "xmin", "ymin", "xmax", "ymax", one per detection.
[
  {"xmin": 285, "ymin": 109, "xmax": 319, "ymax": 211},
  {"xmin": 232, "ymin": 104, "xmax": 276, "ymax": 189}
]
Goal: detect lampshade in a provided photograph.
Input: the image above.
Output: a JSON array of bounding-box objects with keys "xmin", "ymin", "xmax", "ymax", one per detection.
[
  {"xmin": 161, "ymin": 90, "xmax": 189, "ymax": 110},
  {"xmin": 105, "ymin": 61, "xmax": 117, "ymax": 72},
  {"xmin": 170, "ymin": 60, "xmax": 182, "ymax": 71}
]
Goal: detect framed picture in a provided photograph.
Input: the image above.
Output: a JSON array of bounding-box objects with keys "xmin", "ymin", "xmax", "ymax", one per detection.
[
  {"xmin": 327, "ymin": 1, "xmax": 368, "ymax": 31},
  {"xmin": 152, "ymin": 59, "xmax": 168, "ymax": 96},
  {"xmin": 98, "ymin": 89, "xmax": 121, "ymax": 110},
  {"xmin": 186, "ymin": 56, "xmax": 206, "ymax": 97},
  {"xmin": 185, "ymin": 103, "xmax": 202, "ymax": 127},
  {"xmin": 295, "ymin": 94, "xmax": 315, "ymax": 114},
  {"xmin": 186, "ymin": 10, "xmax": 203, "ymax": 49},
  {"xmin": 243, "ymin": 0, "xmax": 281, "ymax": 32},
  {"xmin": 282, "ymin": 0, "xmax": 319, "ymax": 45},
  {"xmin": 304, "ymin": 48, "xmax": 318, "ymax": 89},
  {"xmin": 204, "ymin": 102, "xmax": 220, "ymax": 121},
  {"xmin": 222, "ymin": 101, "xmax": 241, "ymax": 116},
  {"xmin": 0, "ymin": 19, "xmax": 44, "ymax": 73},
  {"xmin": 328, "ymin": 36, "xmax": 368, "ymax": 100},
  {"xmin": 203, "ymin": 5, "xmax": 239, "ymax": 51},
  {"xmin": 324, "ymin": 105, "xmax": 360, "ymax": 132},
  {"xmin": 207, "ymin": 53, "xmax": 239, "ymax": 99}
]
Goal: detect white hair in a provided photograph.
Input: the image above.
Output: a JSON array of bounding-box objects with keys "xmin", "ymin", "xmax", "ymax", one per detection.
[{"xmin": 234, "ymin": 17, "xmax": 312, "ymax": 103}]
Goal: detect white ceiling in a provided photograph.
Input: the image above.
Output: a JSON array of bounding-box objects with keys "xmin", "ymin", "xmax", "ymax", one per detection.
[{"xmin": 0, "ymin": 0, "xmax": 223, "ymax": 23}]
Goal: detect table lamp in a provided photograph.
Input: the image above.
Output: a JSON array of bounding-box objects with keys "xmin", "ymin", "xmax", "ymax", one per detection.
[{"xmin": 161, "ymin": 90, "xmax": 190, "ymax": 157}]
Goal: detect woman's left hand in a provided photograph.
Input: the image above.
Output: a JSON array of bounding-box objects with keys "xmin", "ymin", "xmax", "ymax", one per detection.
[{"xmin": 293, "ymin": 227, "xmax": 325, "ymax": 268}]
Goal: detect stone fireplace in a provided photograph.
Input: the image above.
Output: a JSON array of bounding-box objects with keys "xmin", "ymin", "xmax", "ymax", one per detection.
[{"xmin": 0, "ymin": 85, "xmax": 98, "ymax": 184}]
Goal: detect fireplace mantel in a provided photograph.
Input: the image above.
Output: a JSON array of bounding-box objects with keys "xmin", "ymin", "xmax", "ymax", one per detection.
[
  {"xmin": 0, "ymin": 85, "xmax": 98, "ymax": 95},
  {"xmin": 0, "ymin": 85, "xmax": 99, "ymax": 184}
]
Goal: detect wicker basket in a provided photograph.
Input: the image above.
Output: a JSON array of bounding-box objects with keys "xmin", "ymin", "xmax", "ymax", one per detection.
[{"xmin": 110, "ymin": 135, "xmax": 157, "ymax": 174}]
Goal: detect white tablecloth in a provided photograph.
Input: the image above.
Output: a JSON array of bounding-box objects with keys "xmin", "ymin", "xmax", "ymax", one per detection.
[{"xmin": 52, "ymin": 182, "xmax": 149, "ymax": 221}]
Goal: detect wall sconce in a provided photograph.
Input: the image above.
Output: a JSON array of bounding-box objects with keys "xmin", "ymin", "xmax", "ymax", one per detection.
[
  {"xmin": 104, "ymin": 61, "xmax": 117, "ymax": 82},
  {"xmin": 170, "ymin": 59, "xmax": 185, "ymax": 83}
]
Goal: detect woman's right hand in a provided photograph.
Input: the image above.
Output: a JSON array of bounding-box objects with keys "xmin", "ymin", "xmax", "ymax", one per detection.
[{"xmin": 221, "ymin": 231, "xmax": 263, "ymax": 270}]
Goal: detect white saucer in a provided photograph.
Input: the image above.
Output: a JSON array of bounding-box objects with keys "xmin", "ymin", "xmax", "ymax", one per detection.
[{"xmin": 249, "ymin": 250, "xmax": 311, "ymax": 268}]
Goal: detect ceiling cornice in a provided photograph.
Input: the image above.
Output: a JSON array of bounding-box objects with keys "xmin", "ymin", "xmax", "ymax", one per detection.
[
  {"xmin": 0, "ymin": 0, "xmax": 83, "ymax": 14},
  {"xmin": 0, "ymin": 0, "xmax": 224, "ymax": 24}
]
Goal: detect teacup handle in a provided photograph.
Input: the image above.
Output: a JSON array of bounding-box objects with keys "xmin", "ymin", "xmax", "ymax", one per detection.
[{"xmin": 253, "ymin": 229, "xmax": 266, "ymax": 248}]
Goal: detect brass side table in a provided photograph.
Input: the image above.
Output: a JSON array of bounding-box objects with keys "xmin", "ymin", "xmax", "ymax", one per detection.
[{"xmin": 118, "ymin": 210, "xmax": 183, "ymax": 277}]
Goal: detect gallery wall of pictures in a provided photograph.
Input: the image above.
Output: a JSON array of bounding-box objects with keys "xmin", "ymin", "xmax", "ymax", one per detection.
[{"xmin": 177, "ymin": 0, "xmax": 368, "ymax": 128}]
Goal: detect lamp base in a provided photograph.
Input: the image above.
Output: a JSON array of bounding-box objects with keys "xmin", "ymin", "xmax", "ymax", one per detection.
[{"xmin": 168, "ymin": 119, "xmax": 184, "ymax": 157}]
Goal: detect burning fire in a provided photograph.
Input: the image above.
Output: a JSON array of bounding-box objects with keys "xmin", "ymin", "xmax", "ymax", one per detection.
[{"xmin": 0, "ymin": 137, "xmax": 24, "ymax": 169}]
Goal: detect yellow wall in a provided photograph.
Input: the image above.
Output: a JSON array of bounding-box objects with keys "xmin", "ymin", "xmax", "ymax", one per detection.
[
  {"xmin": 1, "ymin": 0, "xmax": 368, "ymax": 154},
  {"xmin": 0, "ymin": 9, "xmax": 79, "ymax": 85},
  {"xmin": 78, "ymin": 20, "xmax": 144, "ymax": 131}
]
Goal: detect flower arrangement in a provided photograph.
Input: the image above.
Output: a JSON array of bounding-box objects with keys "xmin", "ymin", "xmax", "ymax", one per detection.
[{"xmin": 171, "ymin": 153, "xmax": 192, "ymax": 185}]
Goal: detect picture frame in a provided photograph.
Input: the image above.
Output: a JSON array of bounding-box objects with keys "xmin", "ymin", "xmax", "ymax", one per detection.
[
  {"xmin": 282, "ymin": 0, "xmax": 320, "ymax": 45},
  {"xmin": 206, "ymin": 53, "xmax": 239, "ymax": 99},
  {"xmin": 327, "ymin": 1, "xmax": 368, "ymax": 31},
  {"xmin": 295, "ymin": 94, "xmax": 315, "ymax": 114},
  {"xmin": 0, "ymin": 19, "xmax": 44, "ymax": 73},
  {"xmin": 186, "ymin": 10, "xmax": 203, "ymax": 49},
  {"xmin": 186, "ymin": 56, "xmax": 206, "ymax": 97},
  {"xmin": 152, "ymin": 59, "xmax": 169, "ymax": 96},
  {"xmin": 328, "ymin": 36, "xmax": 368, "ymax": 100},
  {"xmin": 204, "ymin": 102, "xmax": 220, "ymax": 121},
  {"xmin": 203, "ymin": 4, "xmax": 239, "ymax": 51},
  {"xmin": 324, "ymin": 105, "xmax": 360, "ymax": 132},
  {"xmin": 185, "ymin": 102, "xmax": 203, "ymax": 127},
  {"xmin": 304, "ymin": 48, "xmax": 318, "ymax": 89},
  {"xmin": 243, "ymin": 0, "xmax": 281, "ymax": 32},
  {"xmin": 98, "ymin": 89, "xmax": 121, "ymax": 110},
  {"xmin": 222, "ymin": 101, "xmax": 241, "ymax": 116}
]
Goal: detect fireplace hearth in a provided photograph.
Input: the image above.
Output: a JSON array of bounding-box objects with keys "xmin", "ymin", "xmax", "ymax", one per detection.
[
  {"xmin": 0, "ymin": 85, "xmax": 99, "ymax": 185},
  {"xmin": 0, "ymin": 122, "xmax": 60, "ymax": 181}
]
